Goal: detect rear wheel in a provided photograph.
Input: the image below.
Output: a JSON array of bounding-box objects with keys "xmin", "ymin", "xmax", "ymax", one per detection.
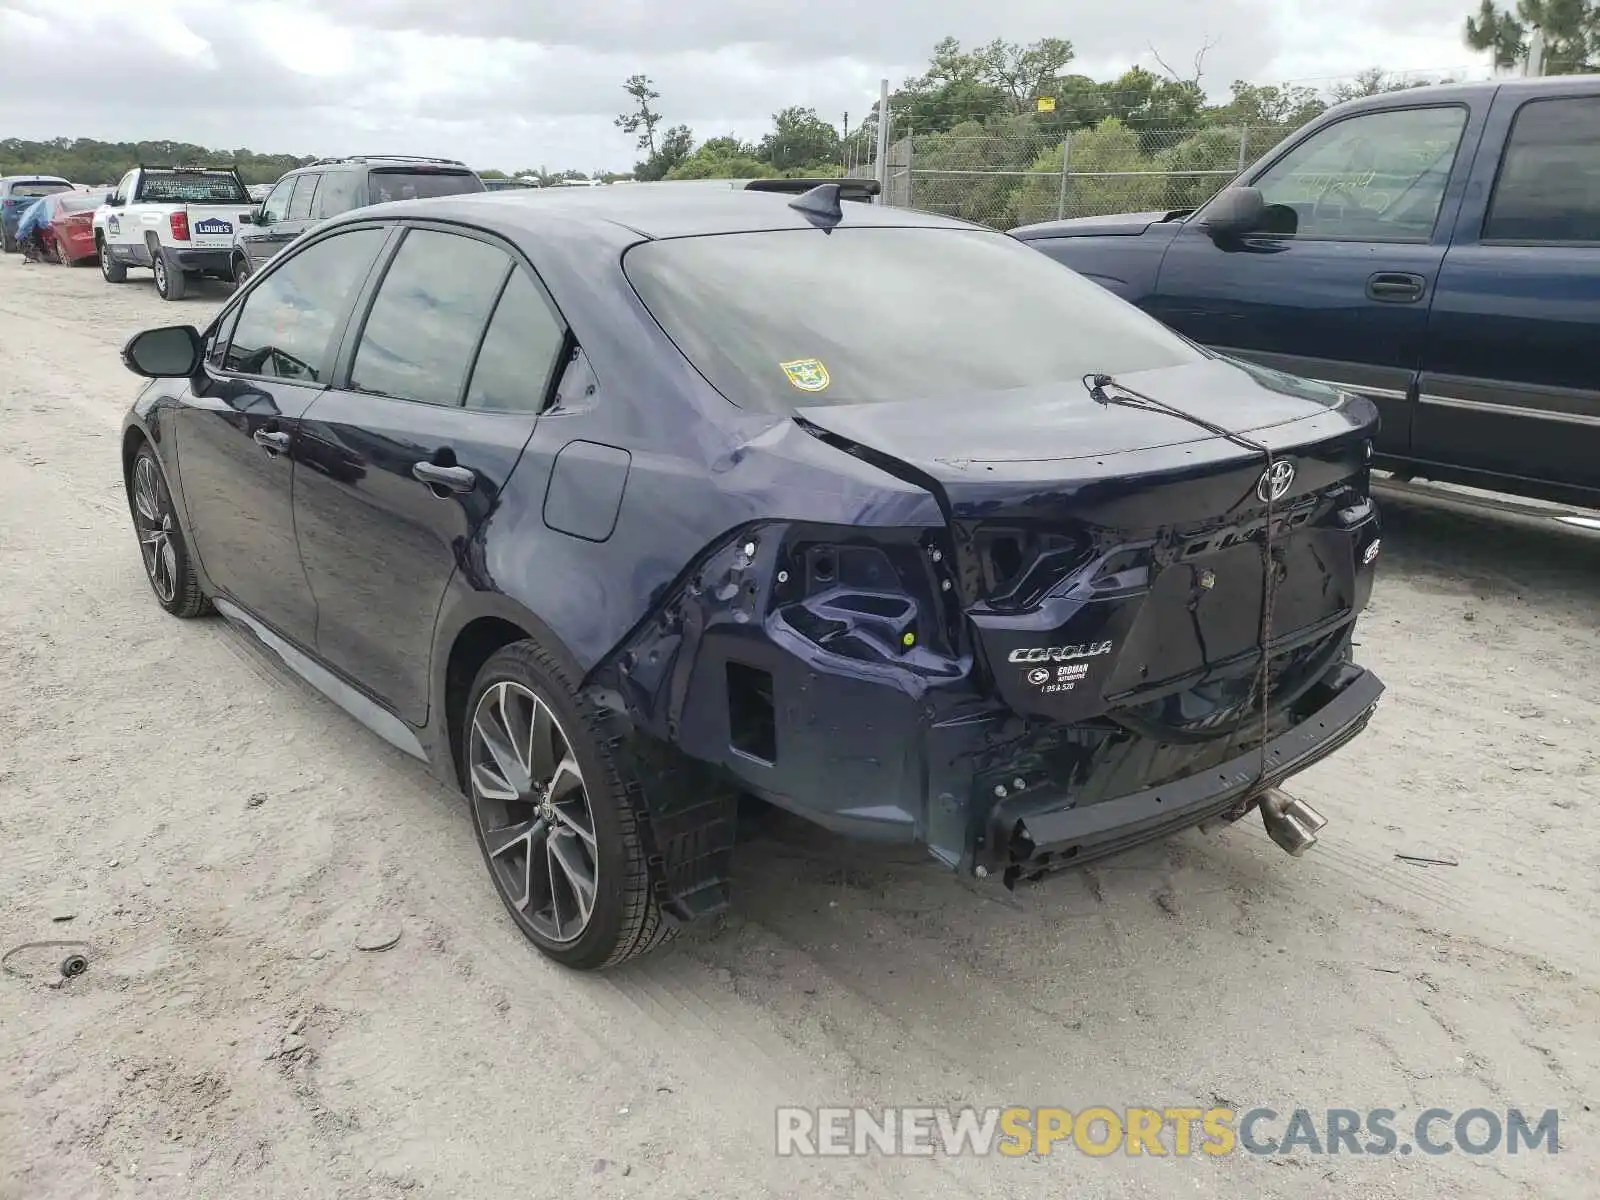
[
  {"xmin": 150, "ymin": 240, "xmax": 187, "ymax": 300},
  {"xmin": 127, "ymin": 445, "xmax": 210, "ymax": 618},
  {"xmin": 1, "ymin": 228, "xmax": 16, "ymax": 254},
  {"xmin": 465, "ymin": 641, "xmax": 671, "ymax": 970},
  {"xmin": 99, "ymin": 236, "xmax": 127, "ymax": 282}
]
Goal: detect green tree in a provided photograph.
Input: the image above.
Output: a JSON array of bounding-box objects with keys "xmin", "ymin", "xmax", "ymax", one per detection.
[
  {"xmin": 976, "ymin": 36, "xmax": 1077, "ymax": 114},
  {"xmin": 635, "ymin": 124, "xmax": 695, "ymax": 181},
  {"xmin": 1464, "ymin": 0, "xmax": 1598, "ymax": 72},
  {"xmin": 758, "ymin": 107, "xmax": 840, "ymax": 172},
  {"xmin": 615, "ymin": 73, "xmax": 664, "ymax": 157}
]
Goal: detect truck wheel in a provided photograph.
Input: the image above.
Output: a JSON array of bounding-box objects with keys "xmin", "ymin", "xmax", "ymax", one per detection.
[
  {"xmin": 149, "ymin": 241, "xmax": 186, "ymax": 301},
  {"xmin": 464, "ymin": 640, "xmax": 674, "ymax": 970},
  {"xmin": 99, "ymin": 236, "xmax": 127, "ymax": 282}
]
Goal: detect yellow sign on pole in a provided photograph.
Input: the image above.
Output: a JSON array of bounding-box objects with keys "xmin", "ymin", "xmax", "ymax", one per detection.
[{"xmin": 1036, "ymin": 96, "xmax": 1057, "ymax": 113}]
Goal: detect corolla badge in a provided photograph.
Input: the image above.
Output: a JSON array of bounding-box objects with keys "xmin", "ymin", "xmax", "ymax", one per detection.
[
  {"xmin": 1256, "ymin": 459, "xmax": 1297, "ymax": 503},
  {"xmin": 1008, "ymin": 640, "xmax": 1114, "ymax": 664}
]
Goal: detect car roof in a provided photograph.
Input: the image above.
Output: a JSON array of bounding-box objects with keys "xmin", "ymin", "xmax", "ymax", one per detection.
[
  {"xmin": 359, "ymin": 183, "xmax": 981, "ymax": 241},
  {"xmin": 1324, "ymin": 72, "xmax": 1600, "ymax": 116}
]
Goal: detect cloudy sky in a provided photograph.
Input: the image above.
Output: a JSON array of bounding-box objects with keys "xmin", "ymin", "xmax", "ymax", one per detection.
[{"xmin": 1, "ymin": 0, "xmax": 1494, "ymax": 173}]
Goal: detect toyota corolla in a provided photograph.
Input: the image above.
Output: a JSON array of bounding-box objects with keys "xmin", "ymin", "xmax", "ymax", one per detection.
[{"xmin": 117, "ymin": 183, "xmax": 1385, "ymax": 970}]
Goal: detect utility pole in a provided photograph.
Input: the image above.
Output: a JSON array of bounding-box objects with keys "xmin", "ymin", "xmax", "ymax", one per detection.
[
  {"xmin": 874, "ymin": 78, "xmax": 891, "ymax": 192},
  {"xmin": 1524, "ymin": 27, "xmax": 1546, "ymax": 76}
]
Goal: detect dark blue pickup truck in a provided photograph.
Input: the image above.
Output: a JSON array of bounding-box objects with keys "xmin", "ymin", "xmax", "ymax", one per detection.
[{"xmin": 1012, "ymin": 76, "xmax": 1600, "ymax": 510}]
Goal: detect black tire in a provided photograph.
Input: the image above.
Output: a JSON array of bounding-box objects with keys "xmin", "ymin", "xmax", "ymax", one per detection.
[
  {"xmin": 150, "ymin": 240, "xmax": 187, "ymax": 300},
  {"xmin": 99, "ymin": 236, "xmax": 127, "ymax": 282},
  {"xmin": 1, "ymin": 228, "xmax": 16, "ymax": 254},
  {"xmin": 465, "ymin": 640, "xmax": 672, "ymax": 970},
  {"xmin": 231, "ymin": 253, "xmax": 252, "ymax": 286},
  {"xmin": 126, "ymin": 443, "xmax": 211, "ymax": 618}
]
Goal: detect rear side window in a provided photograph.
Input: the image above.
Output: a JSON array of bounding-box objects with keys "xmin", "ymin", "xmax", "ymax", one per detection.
[
  {"xmin": 222, "ymin": 227, "xmax": 386, "ymax": 381},
  {"xmin": 349, "ymin": 229, "xmax": 512, "ymax": 406},
  {"xmin": 313, "ymin": 171, "xmax": 363, "ymax": 219},
  {"xmin": 367, "ymin": 169, "xmax": 485, "ymax": 205},
  {"xmin": 465, "ymin": 270, "xmax": 567, "ymax": 413},
  {"xmin": 286, "ymin": 174, "xmax": 320, "ymax": 220},
  {"xmin": 624, "ymin": 226, "xmax": 1204, "ymax": 412},
  {"xmin": 1484, "ymin": 96, "xmax": 1600, "ymax": 243},
  {"xmin": 135, "ymin": 172, "xmax": 249, "ymax": 203}
]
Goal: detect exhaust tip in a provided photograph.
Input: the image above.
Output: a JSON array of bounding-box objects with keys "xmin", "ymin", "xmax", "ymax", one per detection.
[{"xmin": 1258, "ymin": 788, "xmax": 1327, "ymax": 857}]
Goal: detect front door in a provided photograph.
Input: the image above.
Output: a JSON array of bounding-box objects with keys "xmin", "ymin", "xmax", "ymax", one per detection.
[
  {"xmin": 1147, "ymin": 102, "xmax": 1480, "ymax": 457},
  {"xmin": 175, "ymin": 224, "xmax": 391, "ymax": 645},
  {"xmin": 294, "ymin": 224, "xmax": 570, "ymax": 724},
  {"xmin": 1416, "ymin": 89, "xmax": 1600, "ymax": 504}
]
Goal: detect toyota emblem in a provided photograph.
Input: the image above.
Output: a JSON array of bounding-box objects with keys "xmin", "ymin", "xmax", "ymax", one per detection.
[{"xmin": 1256, "ymin": 460, "xmax": 1296, "ymax": 503}]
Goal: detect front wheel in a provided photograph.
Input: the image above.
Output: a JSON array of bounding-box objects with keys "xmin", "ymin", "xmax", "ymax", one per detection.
[
  {"xmin": 465, "ymin": 642, "xmax": 672, "ymax": 970},
  {"xmin": 231, "ymin": 253, "xmax": 252, "ymax": 286},
  {"xmin": 127, "ymin": 444, "xmax": 210, "ymax": 618}
]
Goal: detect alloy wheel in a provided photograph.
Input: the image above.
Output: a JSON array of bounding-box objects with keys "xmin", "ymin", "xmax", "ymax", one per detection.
[
  {"xmin": 152, "ymin": 253, "xmax": 167, "ymax": 294},
  {"xmin": 132, "ymin": 456, "xmax": 178, "ymax": 603},
  {"xmin": 468, "ymin": 681, "xmax": 600, "ymax": 944}
]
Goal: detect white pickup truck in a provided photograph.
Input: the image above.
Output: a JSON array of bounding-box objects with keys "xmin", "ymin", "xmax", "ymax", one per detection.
[{"xmin": 94, "ymin": 165, "xmax": 258, "ymax": 300}]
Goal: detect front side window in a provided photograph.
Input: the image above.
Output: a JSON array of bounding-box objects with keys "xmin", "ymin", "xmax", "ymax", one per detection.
[
  {"xmin": 260, "ymin": 178, "xmax": 295, "ymax": 224},
  {"xmin": 1484, "ymin": 96, "xmax": 1600, "ymax": 243},
  {"xmin": 286, "ymin": 174, "xmax": 321, "ymax": 221},
  {"xmin": 1250, "ymin": 106, "xmax": 1468, "ymax": 241},
  {"xmin": 465, "ymin": 270, "xmax": 568, "ymax": 413},
  {"xmin": 625, "ymin": 226, "xmax": 1205, "ymax": 412},
  {"xmin": 221, "ymin": 227, "xmax": 386, "ymax": 381},
  {"xmin": 112, "ymin": 172, "xmax": 136, "ymax": 204},
  {"xmin": 349, "ymin": 229, "xmax": 511, "ymax": 406}
]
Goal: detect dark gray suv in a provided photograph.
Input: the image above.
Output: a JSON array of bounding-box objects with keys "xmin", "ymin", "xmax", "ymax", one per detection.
[{"xmin": 230, "ymin": 155, "xmax": 484, "ymax": 283}]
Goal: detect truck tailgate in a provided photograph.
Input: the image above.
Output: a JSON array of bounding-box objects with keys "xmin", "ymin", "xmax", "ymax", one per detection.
[{"xmin": 186, "ymin": 203, "xmax": 254, "ymax": 249}]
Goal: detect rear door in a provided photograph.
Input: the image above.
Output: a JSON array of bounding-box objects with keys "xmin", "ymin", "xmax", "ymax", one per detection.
[
  {"xmin": 174, "ymin": 224, "xmax": 391, "ymax": 646},
  {"xmin": 293, "ymin": 223, "xmax": 569, "ymax": 724},
  {"xmin": 1146, "ymin": 101, "xmax": 1482, "ymax": 458},
  {"xmin": 1416, "ymin": 88, "xmax": 1600, "ymax": 505}
]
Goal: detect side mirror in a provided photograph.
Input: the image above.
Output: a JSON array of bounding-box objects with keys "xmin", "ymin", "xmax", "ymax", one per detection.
[
  {"xmin": 104, "ymin": 193, "xmax": 120, "ymax": 207},
  {"xmin": 1199, "ymin": 186, "xmax": 1265, "ymax": 238},
  {"xmin": 122, "ymin": 326, "xmax": 203, "ymax": 379},
  {"xmin": 239, "ymin": 210, "xmax": 256, "ymax": 225}
]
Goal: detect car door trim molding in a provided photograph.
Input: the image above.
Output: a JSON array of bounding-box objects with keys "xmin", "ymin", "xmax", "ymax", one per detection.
[
  {"xmin": 1417, "ymin": 383, "xmax": 1600, "ymax": 429},
  {"xmin": 213, "ymin": 596, "xmax": 428, "ymax": 761},
  {"xmin": 1209, "ymin": 345, "xmax": 1414, "ymax": 402}
]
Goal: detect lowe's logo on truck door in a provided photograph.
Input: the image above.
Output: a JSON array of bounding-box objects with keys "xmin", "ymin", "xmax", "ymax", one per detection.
[
  {"xmin": 193, "ymin": 217, "xmax": 233, "ymax": 236},
  {"xmin": 1008, "ymin": 641, "xmax": 1114, "ymax": 664}
]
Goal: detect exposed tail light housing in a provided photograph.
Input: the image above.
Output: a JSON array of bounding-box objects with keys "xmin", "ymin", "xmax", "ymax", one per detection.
[{"xmin": 168, "ymin": 211, "xmax": 190, "ymax": 241}]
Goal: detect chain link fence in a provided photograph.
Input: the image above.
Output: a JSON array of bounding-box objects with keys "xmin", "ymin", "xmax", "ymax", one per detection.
[{"xmin": 871, "ymin": 123, "xmax": 1301, "ymax": 230}]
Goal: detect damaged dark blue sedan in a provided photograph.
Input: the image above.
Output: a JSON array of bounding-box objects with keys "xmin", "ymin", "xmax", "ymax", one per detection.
[{"xmin": 118, "ymin": 182, "xmax": 1385, "ymax": 969}]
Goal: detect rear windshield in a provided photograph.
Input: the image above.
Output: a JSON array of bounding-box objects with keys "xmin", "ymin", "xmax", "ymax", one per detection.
[
  {"xmin": 624, "ymin": 226, "xmax": 1204, "ymax": 411},
  {"xmin": 367, "ymin": 169, "xmax": 485, "ymax": 205},
  {"xmin": 56, "ymin": 194, "xmax": 101, "ymax": 214},
  {"xmin": 136, "ymin": 172, "xmax": 249, "ymax": 203},
  {"xmin": 12, "ymin": 182, "xmax": 71, "ymax": 198}
]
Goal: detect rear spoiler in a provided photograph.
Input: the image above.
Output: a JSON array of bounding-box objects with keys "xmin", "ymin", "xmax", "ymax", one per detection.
[{"xmin": 744, "ymin": 178, "xmax": 880, "ymax": 203}]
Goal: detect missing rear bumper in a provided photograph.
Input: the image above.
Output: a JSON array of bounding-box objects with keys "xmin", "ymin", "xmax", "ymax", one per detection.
[{"xmin": 989, "ymin": 666, "xmax": 1383, "ymax": 884}]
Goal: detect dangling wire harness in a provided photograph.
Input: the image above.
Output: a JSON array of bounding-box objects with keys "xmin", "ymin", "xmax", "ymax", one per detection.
[{"xmin": 1082, "ymin": 373, "xmax": 1285, "ymax": 793}]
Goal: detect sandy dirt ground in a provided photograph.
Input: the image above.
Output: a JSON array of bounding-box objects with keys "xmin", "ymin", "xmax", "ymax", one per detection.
[{"xmin": 1, "ymin": 252, "xmax": 1596, "ymax": 1200}]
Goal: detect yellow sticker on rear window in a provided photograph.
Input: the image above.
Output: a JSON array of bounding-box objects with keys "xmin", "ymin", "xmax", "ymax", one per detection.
[{"xmin": 780, "ymin": 358, "xmax": 830, "ymax": 392}]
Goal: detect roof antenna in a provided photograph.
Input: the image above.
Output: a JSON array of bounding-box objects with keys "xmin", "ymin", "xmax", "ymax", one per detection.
[{"xmin": 788, "ymin": 182, "xmax": 845, "ymax": 231}]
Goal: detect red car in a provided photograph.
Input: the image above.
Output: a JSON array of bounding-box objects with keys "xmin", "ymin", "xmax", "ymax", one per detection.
[{"xmin": 37, "ymin": 191, "xmax": 103, "ymax": 265}]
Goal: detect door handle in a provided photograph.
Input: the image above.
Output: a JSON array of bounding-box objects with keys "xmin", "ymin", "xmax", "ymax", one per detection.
[
  {"xmin": 1366, "ymin": 272, "xmax": 1426, "ymax": 303},
  {"xmin": 253, "ymin": 428, "xmax": 291, "ymax": 455},
  {"xmin": 412, "ymin": 461, "xmax": 477, "ymax": 494}
]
